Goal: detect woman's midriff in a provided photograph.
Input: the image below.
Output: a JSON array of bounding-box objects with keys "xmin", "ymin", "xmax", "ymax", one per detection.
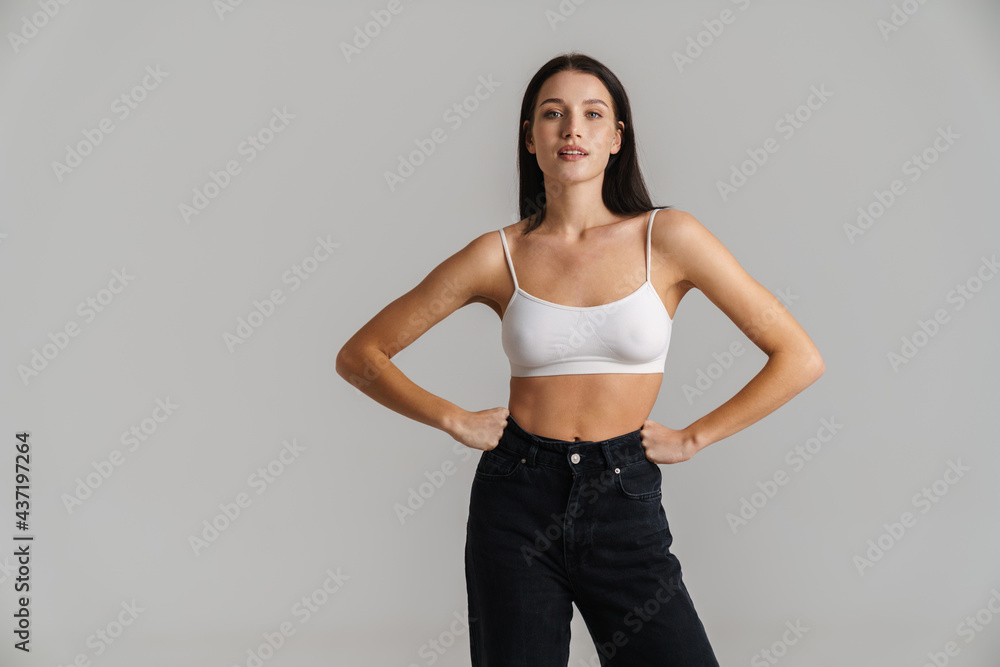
[{"xmin": 508, "ymin": 373, "xmax": 663, "ymax": 442}]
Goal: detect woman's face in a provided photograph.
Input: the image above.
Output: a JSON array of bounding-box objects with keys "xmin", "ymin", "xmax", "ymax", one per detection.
[{"xmin": 524, "ymin": 70, "xmax": 623, "ymax": 187}]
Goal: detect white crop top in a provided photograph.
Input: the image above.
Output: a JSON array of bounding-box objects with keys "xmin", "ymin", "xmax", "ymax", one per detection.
[{"xmin": 499, "ymin": 209, "xmax": 672, "ymax": 377}]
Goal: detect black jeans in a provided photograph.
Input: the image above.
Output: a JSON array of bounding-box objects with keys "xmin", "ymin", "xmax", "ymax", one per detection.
[{"xmin": 465, "ymin": 414, "xmax": 719, "ymax": 666}]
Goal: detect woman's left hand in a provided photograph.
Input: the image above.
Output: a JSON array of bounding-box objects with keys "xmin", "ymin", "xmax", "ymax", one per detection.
[{"xmin": 639, "ymin": 419, "xmax": 701, "ymax": 464}]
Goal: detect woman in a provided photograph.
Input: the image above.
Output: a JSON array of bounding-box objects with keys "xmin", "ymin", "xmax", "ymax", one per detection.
[{"xmin": 337, "ymin": 52, "xmax": 824, "ymax": 665}]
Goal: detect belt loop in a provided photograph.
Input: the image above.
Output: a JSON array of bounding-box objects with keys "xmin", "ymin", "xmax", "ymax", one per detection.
[
  {"xmin": 600, "ymin": 442, "xmax": 616, "ymax": 470},
  {"xmin": 527, "ymin": 442, "xmax": 538, "ymax": 466}
]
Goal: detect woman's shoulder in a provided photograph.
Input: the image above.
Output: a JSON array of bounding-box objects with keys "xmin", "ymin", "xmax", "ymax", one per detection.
[
  {"xmin": 649, "ymin": 208, "xmax": 730, "ymax": 270},
  {"xmin": 650, "ymin": 207, "xmax": 710, "ymax": 243},
  {"xmin": 449, "ymin": 219, "xmax": 524, "ymax": 268},
  {"xmin": 445, "ymin": 220, "xmax": 529, "ymax": 306},
  {"xmin": 499, "ymin": 216, "xmax": 531, "ymax": 235},
  {"xmin": 469, "ymin": 218, "xmax": 528, "ymax": 249},
  {"xmin": 652, "ymin": 206, "xmax": 695, "ymax": 226}
]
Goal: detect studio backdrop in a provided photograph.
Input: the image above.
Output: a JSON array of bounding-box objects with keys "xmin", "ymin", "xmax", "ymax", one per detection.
[{"xmin": 1, "ymin": 1, "xmax": 998, "ymax": 665}]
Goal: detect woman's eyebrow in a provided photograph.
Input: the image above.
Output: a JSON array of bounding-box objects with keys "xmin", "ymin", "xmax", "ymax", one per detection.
[{"xmin": 538, "ymin": 97, "xmax": 610, "ymax": 108}]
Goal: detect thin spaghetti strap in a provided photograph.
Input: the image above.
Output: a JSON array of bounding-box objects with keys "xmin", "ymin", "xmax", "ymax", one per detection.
[
  {"xmin": 646, "ymin": 209, "xmax": 657, "ymax": 283},
  {"xmin": 498, "ymin": 229, "xmax": 519, "ymax": 290}
]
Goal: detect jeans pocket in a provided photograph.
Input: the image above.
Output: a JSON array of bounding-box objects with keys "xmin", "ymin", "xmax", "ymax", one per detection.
[
  {"xmin": 614, "ymin": 459, "xmax": 663, "ymax": 500},
  {"xmin": 474, "ymin": 446, "xmax": 523, "ymax": 481}
]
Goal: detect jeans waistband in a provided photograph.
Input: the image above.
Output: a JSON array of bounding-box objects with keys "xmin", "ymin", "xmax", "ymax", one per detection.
[{"xmin": 497, "ymin": 414, "xmax": 649, "ymax": 472}]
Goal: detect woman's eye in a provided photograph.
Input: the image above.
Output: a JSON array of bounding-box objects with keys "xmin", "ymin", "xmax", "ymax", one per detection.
[{"xmin": 542, "ymin": 110, "xmax": 602, "ymax": 118}]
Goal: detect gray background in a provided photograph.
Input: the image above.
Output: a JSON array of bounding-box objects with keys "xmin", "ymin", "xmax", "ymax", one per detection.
[{"xmin": 2, "ymin": 0, "xmax": 999, "ymax": 665}]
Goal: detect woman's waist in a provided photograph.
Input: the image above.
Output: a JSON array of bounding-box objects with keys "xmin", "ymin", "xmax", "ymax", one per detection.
[{"xmin": 508, "ymin": 375, "xmax": 660, "ymax": 441}]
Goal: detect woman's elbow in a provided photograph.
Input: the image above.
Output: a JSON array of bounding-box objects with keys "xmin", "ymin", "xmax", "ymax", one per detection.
[
  {"xmin": 336, "ymin": 342, "xmax": 390, "ymax": 390},
  {"xmin": 335, "ymin": 343, "xmax": 362, "ymax": 381},
  {"xmin": 770, "ymin": 342, "xmax": 824, "ymax": 386},
  {"xmin": 802, "ymin": 349, "xmax": 825, "ymax": 384}
]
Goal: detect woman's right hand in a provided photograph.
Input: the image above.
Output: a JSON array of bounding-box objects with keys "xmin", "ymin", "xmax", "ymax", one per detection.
[{"xmin": 448, "ymin": 407, "xmax": 510, "ymax": 452}]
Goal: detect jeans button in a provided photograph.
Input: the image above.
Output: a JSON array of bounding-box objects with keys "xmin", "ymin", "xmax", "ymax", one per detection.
[{"xmin": 570, "ymin": 452, "xmax": 581, "ymax": 464}]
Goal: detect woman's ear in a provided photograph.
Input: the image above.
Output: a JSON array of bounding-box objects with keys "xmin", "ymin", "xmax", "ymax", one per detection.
[{"xmin": 613, "ymin": 121, "xmax": 624, "ymax": 153}]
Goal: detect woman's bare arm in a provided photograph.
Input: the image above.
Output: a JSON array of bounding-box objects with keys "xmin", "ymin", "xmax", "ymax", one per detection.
[
  {"xmin": 660, "ymin": 210, "xmax": 826, "ymax": 452},
  {"xmin": 335, "ymin": 230, "xmax": 504, "ymax": 442}
]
